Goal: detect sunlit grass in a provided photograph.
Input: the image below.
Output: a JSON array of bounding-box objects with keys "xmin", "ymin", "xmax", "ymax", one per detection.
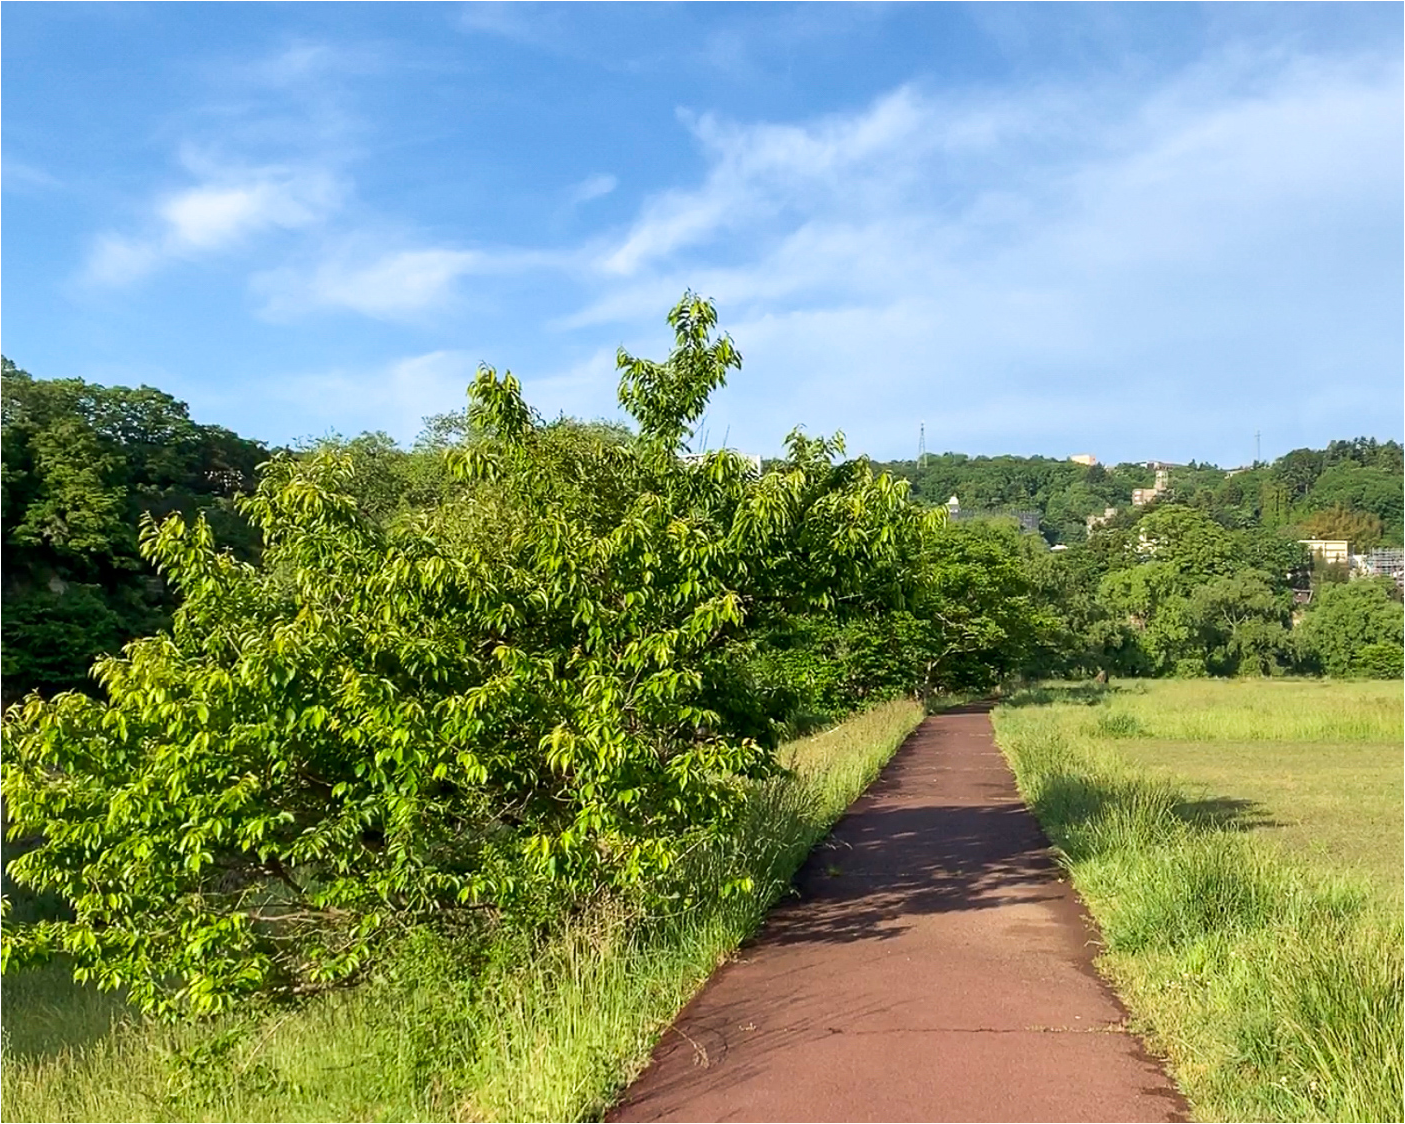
[
  {"xmin": 994, "ymin": 680, "xmax": 1404, "ymax": 1123},
  {"xmin": 1081, "ymin": 677, "xmax": 1402, "ymax": 743}
]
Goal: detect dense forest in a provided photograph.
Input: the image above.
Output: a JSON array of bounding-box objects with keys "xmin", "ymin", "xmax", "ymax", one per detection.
[
  {"xmin": 872, "ymin": 441, "xmax": 1404, "ymax": 547},
  {"xmin": 1, "ymin": 359, "xmax": 270, "ymax": 703}
]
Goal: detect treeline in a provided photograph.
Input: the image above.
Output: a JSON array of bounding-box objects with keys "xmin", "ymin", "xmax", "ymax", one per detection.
[
  {"xmin": 2, "ymin": 297, "xmax": 1042, "ymax": 1015},
  {"xmin": 1, "ymin": 359, "xmax": 269, "ymax": 703},
  {"xmin": 2, "ymin": 297, "xmax": 1401, "ymax": 1017},
  {"xmin": 6, "ymin": 361, "xmax": 1403, "ymax": 711},
  {"xmin": 875, "ymin": 439, "xmax": 1404, "ymax": 546},
  {"xmin": 5, "ymin": 354, "xmax": 1401, "ymax": 712},
  {"xmin": 1021, "ymin": 505, "xmax": 1403, "ymax": 680},
  {"xmin": 870, "ymin": 438, "xmax": 1403, "ymax": 681}
]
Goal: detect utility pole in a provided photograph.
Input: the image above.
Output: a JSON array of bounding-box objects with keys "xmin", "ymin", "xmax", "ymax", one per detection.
[
  {"xmin": 918, "ymin": 421, "xmax": 927, "ymax": 469},
  {"xmin": 1255, "ymin": 430, "xmax": 1261, "ymax": 466}
]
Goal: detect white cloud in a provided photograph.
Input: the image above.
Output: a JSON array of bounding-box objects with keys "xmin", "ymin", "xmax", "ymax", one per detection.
[
  {"xmin": 559, "ymin": 47, "xmax": 1400, "ymax": 462},
  {"xmin": 160, "ymin": 173, "xmax": 335, "ymax": 250},
  {"xmin": 2, "ymin": 160, "xmax": 61, "ymax": 192},
  {"xmin": 254, "ymin": 243, "xmax": 564, "ymax": 321},
  {"xmin": 598, "ymin": 87, "xmax": 1033, "ymax": 276},
  {"xmin": 267, "ymin": 349, "xmax": 480, "ymax": 443},
  {"xmin": 83, "ymin": 165, "xmax": 342, "ymax": 285},
  {"xmin": 84, "ymin": 234, "xmax": 162, "ymax": 287},
  {"xmin": 298, "ymin": 249, "xmax": 486, "ymax": 318},
  {"xmin": 571, "ymin": 173, "xmax": 618, "ymax": 204},
  {"xmin": 64, "ymin": 29, "xmax": 1402, "ymax": 463}
]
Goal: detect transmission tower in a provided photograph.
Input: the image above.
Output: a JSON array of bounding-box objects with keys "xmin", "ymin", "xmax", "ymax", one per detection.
[
  {"xmin": 1255, "ymin": 430, "xmax": 1261, "ymax": 465},
  {"xmin": 918, "ymin": 421, "xmax": 927, "ymax": 469}
]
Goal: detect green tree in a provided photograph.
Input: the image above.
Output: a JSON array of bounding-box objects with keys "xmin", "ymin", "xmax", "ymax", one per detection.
[
  {"xmin": 1295, "ymin": 506, "xmax": 1385, "ymax": 550},
  {"xmin": 1296, "ymin": 579, "xmax": 1404, "ymax": 678},
  {"xmin": 3, "ymin": 295, "xmax": 1038, "ymax": 1017},
  {"xmin": 1, "ymin": 360, "xmax": 268, "ymax": 702},
  {"xmin": 1185, "ymin": 572, "xmax": 1293, "ymax": 676},
  {"xmin": 1303, "ymin": 464, "xmax": 1403, "ymax": 544}
]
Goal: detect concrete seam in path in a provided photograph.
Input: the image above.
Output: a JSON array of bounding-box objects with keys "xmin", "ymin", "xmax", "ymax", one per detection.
[{"xmin": 608, "ymin": 706, "xmax": 1188, "ymax": 1124}]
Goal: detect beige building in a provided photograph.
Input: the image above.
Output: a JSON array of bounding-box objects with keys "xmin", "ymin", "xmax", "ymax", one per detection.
[
  {"xmin": 1069, "ymin": 454, "xmax": 1098, "ymax": 466},
  {"xmin": 1132, "ymin": 468, "xmax": 1172, "ymax": 507},
  {"xmin": 1085, "ymin": 506, "xmax": 1118, "ymax": 531},
  {"xmin": 1298, "ymin": 539, "xmax": 1351, "ymax": 567}
]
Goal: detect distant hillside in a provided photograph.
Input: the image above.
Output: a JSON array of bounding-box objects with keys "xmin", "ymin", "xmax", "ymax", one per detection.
[{"xmin": 872, "ymin": 438, "xmax": 1404, "ymax": 547}]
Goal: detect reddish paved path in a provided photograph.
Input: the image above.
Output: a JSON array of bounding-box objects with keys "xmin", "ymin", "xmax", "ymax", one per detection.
[{"xmin": 609, "ymin": 707, "xmax": 1187, "ymax": 1123}]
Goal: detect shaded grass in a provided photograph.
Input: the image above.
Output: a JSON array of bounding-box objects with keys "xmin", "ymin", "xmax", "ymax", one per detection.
[
  {"xmin": 994, "ymin": 683, "xmax": 1404, "ymax": 1123},
  {"xmin": 1, "ymin": 698, "xmax": 927, "ymax": 1123}
]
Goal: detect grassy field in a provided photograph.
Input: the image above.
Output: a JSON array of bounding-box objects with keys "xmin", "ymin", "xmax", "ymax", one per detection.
[
  {"xmin": 1083, "ymin": 679, "xmax": 1402, "ymax": 896},
  {"xmin": 1, "ymin": 698, "xmax": 926, "ymax": 1123},
  {"xmin": 994, "ymin": 678, "xmax": 1404, "ymax": 1123}
]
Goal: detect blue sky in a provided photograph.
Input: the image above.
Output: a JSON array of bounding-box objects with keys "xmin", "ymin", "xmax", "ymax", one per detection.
[{"xmin": 4, "ymin": 2, "xmax": 1401, "ymax": 465}]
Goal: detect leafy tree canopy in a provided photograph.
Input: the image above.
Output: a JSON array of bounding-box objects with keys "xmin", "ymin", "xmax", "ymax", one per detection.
[
  {"xmin": 1, "ymin": 359, "xmax": 269, "ymax": 702},
  {"xmin": 1297, "ymin": 578, "xmax": 1404, "ymax": 678},
  {"xmin": 2, "ymin": 295, "xmax": 1041, "ymax": 1017}
]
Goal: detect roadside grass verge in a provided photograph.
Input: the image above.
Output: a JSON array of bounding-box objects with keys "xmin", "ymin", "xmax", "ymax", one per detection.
[
  {"xmin": 2, "ymin": 697, "xmax": 927, "ymax": 1123},
  {"xmin": 994, "ymin": 686, "xmax": 1403, "ymax": 1123}
]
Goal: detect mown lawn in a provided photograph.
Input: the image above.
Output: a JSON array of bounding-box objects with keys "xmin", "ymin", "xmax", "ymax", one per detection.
[{"xmin": 994, "ymin": 678, "xmax": 1404, "ymax": 1123}]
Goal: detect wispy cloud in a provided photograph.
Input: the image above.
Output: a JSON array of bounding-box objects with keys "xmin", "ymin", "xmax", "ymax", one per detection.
[
  {"xmin": 254, "ymin": 242, "xmax": 564, "ymax": 321},
  {"xmin": 59, "ymin": 24, "xmax": 1400, "ymax": 461},
  {"xmin": 2, "ymin": 160, "xmax": 62, "ymax": 193},
  {"xmin": 558, "ymin": 46, "xmax": 1400, "ymax": 461},
  {"xmin": 266, "ymin": 349, "xmax": 480, "ymax": 442},
  {"xmin": 598, "ymin": 88, "xmax": 978, "ymax": 276},
  {"xmin": 570, "ymin": 173, "xmax": 618, "ymax": 205},
  {"xmin": 83, "ymin": 164, "xmax": 341, "ymax": 284}
]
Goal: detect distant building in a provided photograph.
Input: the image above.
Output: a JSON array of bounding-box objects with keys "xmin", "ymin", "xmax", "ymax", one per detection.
[
  {"xmin": 1069, "ymin": 454, "xmax": 1098, "ymax": 466},
  {"xmin": 1132, "ymin": 468, "xmax": 1172, "ymax": 507},
  {"xmin": 1085, "ymin": 506, "xmax": 1118, "ymax": 531},
  {"xmin": 1299, "ymin": 539, "xmax": 1351, "ymax": 567},
  {"xmin": 945, "ymin": 494, "xmax": 1039, "ymax": 533}
]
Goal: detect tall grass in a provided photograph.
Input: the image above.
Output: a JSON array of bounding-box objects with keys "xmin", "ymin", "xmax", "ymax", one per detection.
[
  {"xmin": 454, "ymin": 698, "xmax": 927, "ymax": 1121},
  {"xmin": 994, "ymin": 696, "xmax": 1404, "ymax": 1123},
  {"xmin": 1080, "ymin": 678, "xmax": 1403, "ymax": 743},
  {"xmin": 1, "ymin": 698, "xmax": 926, "ymax": 1123}
]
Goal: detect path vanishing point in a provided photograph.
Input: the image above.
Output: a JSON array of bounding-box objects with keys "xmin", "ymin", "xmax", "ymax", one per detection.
[{"xmin": 609, "ymin": 706, "xmax": 1188, "ymax": 1123}]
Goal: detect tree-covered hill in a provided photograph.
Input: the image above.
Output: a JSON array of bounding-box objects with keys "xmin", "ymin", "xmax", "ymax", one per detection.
[
  {"xmin": 874, "ymin": 438, "xmax": 1403, "ymax": 547},
  {"xmin": 1, "ymin": 359, "xmax": 270, "ymax": 702}
]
